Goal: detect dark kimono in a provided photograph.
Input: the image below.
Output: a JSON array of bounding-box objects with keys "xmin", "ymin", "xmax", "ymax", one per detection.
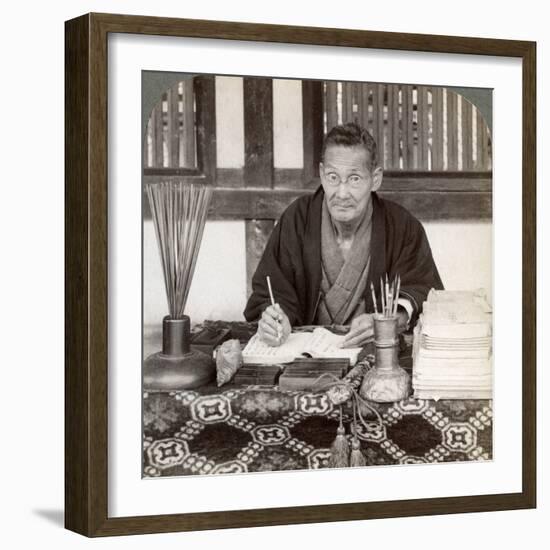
[{"xmin": 244, "ymin": 187, "xmax": 443, "ymax": 327}]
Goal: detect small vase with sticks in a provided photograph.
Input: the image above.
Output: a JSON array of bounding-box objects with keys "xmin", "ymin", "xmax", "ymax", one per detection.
[
  {"xmin": 360, "ymin": 274, "xmax": 411, "ymax": 403},
  {"xmin": 143, "ymin": 181, "xmax": 215, "ymax": 390}
]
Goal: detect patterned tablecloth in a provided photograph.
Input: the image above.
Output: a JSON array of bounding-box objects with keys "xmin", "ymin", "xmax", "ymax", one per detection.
[
  {"xmin": 143, "ymin": 321, "xmax": 492, "ymax": 477},
  {"xmin": 143, "ymin": 385, "xmax": 492, "ymax": 477}
]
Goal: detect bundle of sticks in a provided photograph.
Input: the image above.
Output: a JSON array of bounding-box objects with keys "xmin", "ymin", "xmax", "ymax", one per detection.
[
  {"xmin": 146, "ymin": 181, "xmax": 212, "ymax": 320},
  {"xmin": 370, "ymin": 274, "xmax": 401, "ymax": 318}
]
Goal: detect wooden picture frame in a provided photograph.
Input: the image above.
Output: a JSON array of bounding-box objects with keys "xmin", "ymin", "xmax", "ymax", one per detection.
[{"xmin": 65, "ymin": 12, "xmax": 536, "ymax": 537}]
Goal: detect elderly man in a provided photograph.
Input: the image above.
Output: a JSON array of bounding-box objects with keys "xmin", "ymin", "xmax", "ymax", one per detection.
[{"xmin": 244, "ymin": 122, "xmax": 443, "ymax": 347}]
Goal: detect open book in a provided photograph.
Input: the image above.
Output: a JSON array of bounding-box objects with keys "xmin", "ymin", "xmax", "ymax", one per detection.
[{"xmin": 242, "ymin": 327, "xmax": 362, "ymax": 366}]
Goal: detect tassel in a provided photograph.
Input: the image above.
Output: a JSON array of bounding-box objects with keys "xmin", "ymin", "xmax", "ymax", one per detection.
[
  {"xmin": 307, "ymin": 371, "xmax": 385, "ymax": 471},
  {"xmin": 329, "ymin": 408, "xmax": 350, "ymax": 468},
  {"xmin": 349, "ymin": 438, "xmax": 367, "ymax": 467}
]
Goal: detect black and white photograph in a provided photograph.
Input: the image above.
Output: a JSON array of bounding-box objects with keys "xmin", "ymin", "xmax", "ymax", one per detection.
[
  {"xmin": 141, "ymin": 72, "xmax": 494, "ymax": 477},
  {"xmin": 2, "ymin": 0, "xmax": 545, "ymax": 544}
]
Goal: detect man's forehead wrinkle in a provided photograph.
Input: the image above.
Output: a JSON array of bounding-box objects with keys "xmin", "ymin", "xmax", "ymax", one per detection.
[
  {"xmin": 324, "ymin": 147, "xmax": 370, "ymax": 170},
  {"xmin": 324, "ymin": 159, "xmax": 367, "ymax": 172}
]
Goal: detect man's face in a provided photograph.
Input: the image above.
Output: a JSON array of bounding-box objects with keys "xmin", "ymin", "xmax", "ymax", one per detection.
[{"xmin": 320, "ymin": 145, "xmax": 382, "ymax": 224}]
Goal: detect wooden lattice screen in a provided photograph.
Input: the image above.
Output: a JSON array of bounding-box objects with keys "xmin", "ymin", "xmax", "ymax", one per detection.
[
  {"xmin": 144, "ymin": 79, "xmax": 492, "ymax": 174},
  {"xmin": 144, "ymin": 79, "xmax": 197, "ymax": 169},
  {"xmin": 324, "ymin": 82, "xmax": 491, "ymax": 172},
  {"xmin": 143, "ymin": 77, "xmax": 492, "ymax": 225}
]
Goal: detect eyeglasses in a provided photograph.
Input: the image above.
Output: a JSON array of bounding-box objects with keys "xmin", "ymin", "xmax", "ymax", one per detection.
[{"xmin": 323, "ymin": 171, "xmax": 368, "ymax": 188}]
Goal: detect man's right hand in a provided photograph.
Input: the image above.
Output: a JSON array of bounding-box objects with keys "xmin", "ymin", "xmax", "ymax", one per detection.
[{"xmin": 258, "ymin": 304, "xmax": 291, "ymax": 347}]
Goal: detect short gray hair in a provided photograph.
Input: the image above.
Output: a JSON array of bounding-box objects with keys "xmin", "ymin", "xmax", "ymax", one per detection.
[{"xmin": 321, "ymin": 122, "xmax": 378, "ymax": 170}]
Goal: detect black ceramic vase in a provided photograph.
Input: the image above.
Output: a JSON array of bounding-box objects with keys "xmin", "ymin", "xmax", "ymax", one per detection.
[{"xmin": 143, "ymin": 315, "xmax": 215, "ymax": 390}]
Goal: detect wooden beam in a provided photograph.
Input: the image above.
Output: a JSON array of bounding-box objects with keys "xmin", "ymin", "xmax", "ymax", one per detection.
[
  {"xmin": 215, "ymin": 167, "xmax": 243, "ymax": 188},
  {"xmin": 194, "ymin": 75, "xmax": 216, "ymax": 182},
  {"xmin": 243, "ymin": 77, "xmax": 273, "ymax": 187},
  {"xmin": 326, "ymin": 81, "xmax": 338, "ymax": 130},
  {"xmin": 302, "ymin": 80, "xmax": 323, "ymax": 184},
  {"xmin": 141, "ymin": 177, "xmax": 492, "ymax": 221},
  {"xmin": 380, "ymin": 191, "xmax": 492, "ymax": 220},
  {"xmin": 208, "ymin": 187, "xmax": 493, "ymax": 220},
  {"xmin": 243, "ymin": 77, "xmax": 274, "ymax": 292},
  {"xmin": 343, "ymin": 82, "xmax": 353, "ymax": 123},
  {"xmin": 145, "ymin": 171, "xmax": 492, "ymax": 191},
  {"xmin": 274, "ymin": 168, "xmax": 305, "ymax": 188}
]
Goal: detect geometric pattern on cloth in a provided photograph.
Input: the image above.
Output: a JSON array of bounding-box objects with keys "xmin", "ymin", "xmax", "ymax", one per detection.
[{"xmin": 143, "ymin": 386, "xmax": 492, "ymax": 477}]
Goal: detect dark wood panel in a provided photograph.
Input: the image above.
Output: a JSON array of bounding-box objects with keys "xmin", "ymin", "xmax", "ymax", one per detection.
[
  {"xmin": 217, "ymin": 168, "xmax": 309, "ymax": 189},
  {"xmin": 216, "ymin": 167, "xmax": 243, "ymax": 187},
  {"xmin": 182, "ymin": 79, "xmax": 196, "ymax": 168},
  {"xmin": 144, "ymin": 167, "xmax": 204, "ymax": 177},
  {"xmin": 447, "ymin": 90, "xmax": 459, "ymax": 170},
  {"xmin": 521, "ymin": 40, "xmax": 537, "ymax": 509},
  {"xmin": 375, "ymin": 84, "xmax": 385, "ymax": 167},
  {"xmin": 382, "ymin": 173, "xmax": 492, "ymax": 192},
  {"xmin": 245, "ymin": 220, "xmax": 275, "ymax": 297},
  {"xmin": 302, "ymin": 80, "xmax": 323, "ymax": 183},
  {"xmin": 88, "ymin": 13, "xmax": 109, "ymax": 536},
  {"xmin": 380, "ymin": 191, "xmax": 492, "ymax": 220},
  {"xmin": 462, "ymin": 97, "xmax": 473, "ymax": 170},
  {"xmin": 244, "ymin": 78, "xmax": 273, "ymax": 188},
  {"xmin": 343, "ymin": 82, "xmax": 353, "ymax": 123},
  {"xmin": 167, "ymin": 87, "xmax": 179, "ymax": 167},
  {"xmin": 65, "ymin": 14, "xmax": 90, "ymax": 536},
  {"xmin": 209, "ymin": 188, "xmax": 306, "ymax": 220},
  {"xmin": 90, "ymin": 494, "xmax": 534, "ymax": 536},
  {"xmin": 418, "ymin": 86, "xmax": 429, "ymax": 169},
  {"xmin": 432, "ymin": 87, "xmax": 444, "ymax": 170},
  {"xmin": 142, "ymin": 184, "xmax": 492, "ymax": 221},
  {"xmin": 326, "ymin": 81, "xmax": 338, "ymax": 130},
  {"xmin": 476, "ymin": 109, "xmax": 490, "ymax": 170},
  {"xmin": 403, "ymin": 85, "xmax": 414, "ymax": 169},
  {"xmin": 153, "ymin": 101, "xmax": 163, "ymax": 167},
  {"xmin": 194, "ymin": 75, "xmax": 216, "ymax": 181},
  {"xmin": 65, "ymin": 12, "xmax": 110, "ymax": 536},
  {"xmin": 143, "ymin": 172, "xmax": 492, "ymax": 220},
  {"xmin": 145, "ymin": 172, "xmax": 492, "ymax": 191},
  {"xmin": 362, "ymin": 84, "xmax": 371, "ymax": 131},
  {"xmin": 273, "ymin": 168, "xmax": 305, "ymax": 188},
  {"xmin": 221, "ymin": 187, "xmax": 492, "ymax": 220},
  {"xmin": 388, "ymin": 85, "xmax": 400, "ymax": 169},
  {"xmin": 92, "ymin": 12, "xmax": 534, "ymax": 57}
]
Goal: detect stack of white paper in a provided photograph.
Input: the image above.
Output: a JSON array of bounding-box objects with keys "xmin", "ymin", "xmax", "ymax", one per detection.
[{"xmin": 412, "ymin": 289, "xmax": 493, "ymax": 400}]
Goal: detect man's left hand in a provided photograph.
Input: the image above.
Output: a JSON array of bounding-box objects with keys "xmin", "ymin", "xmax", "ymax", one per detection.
[
  {"xmin": 341, "ymin": 313, "xmax": 374, "ymax": 348},
  {"xmin": 396, "ymin": 308, "xmax": 409, "ymax": 332}
]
